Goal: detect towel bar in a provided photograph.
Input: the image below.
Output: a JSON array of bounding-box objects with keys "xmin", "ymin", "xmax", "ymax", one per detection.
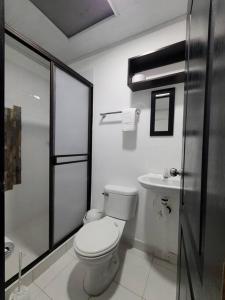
[{"xmin": 100, "ymin": 109, "xmax": 140, "ymax": 119}]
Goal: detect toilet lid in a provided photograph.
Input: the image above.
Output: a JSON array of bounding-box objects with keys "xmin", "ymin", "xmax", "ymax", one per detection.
[{"xmin": 74, "ymin": 219, "xmax": 119, "ymax": 256}]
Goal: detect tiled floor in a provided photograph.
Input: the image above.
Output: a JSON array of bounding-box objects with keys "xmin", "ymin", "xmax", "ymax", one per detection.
[{"xmin": 10, "ymin": 244, "xmax": 177, "ymax": 300}]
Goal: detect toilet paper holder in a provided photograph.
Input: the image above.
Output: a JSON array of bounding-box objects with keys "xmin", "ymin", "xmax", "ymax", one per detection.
[{"xmin": 161, "ymin": 198, "xmax": 172, "ymax": 215}]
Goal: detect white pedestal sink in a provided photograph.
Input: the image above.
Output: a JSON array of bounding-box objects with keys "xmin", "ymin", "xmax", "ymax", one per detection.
[{"xmin": 137, "ymin": 173, "xmax": 181, "ymax": 198}]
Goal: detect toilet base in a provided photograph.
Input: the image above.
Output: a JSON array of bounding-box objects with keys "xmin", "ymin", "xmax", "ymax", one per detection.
[{"xmin": 83, "ymin": 253, "xmax": 119, "ymax": 296}]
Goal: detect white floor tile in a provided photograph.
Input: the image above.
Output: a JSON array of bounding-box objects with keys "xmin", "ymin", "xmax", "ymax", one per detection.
[
  {"xmin": 90, "ymin": 282, "xmax": 141, "ymax": 300},
  {"xmin": 143, "ymin": 260, "xmax": 177, "ymax": 300},
  {"xmin": 34, "ymin": 252, "xmax": 74, "ymax": 289},
  {"xmin": 115, "ymin": 250, "xmax": 150, "ymax": 296},
  {"xmin": 44, "ymin": 260, "xmax": 89, "ymax": 300}
]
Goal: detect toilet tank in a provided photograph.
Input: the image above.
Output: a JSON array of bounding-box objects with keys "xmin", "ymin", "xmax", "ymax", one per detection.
[{"xmin": 104, "ymin": 185, "xmax": 138, "ymax": 220}]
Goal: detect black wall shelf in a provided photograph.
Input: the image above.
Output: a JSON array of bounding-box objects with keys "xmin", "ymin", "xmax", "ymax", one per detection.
[{"xmin": 128, "ymin": 41, "xmax": 186, "ymax": 92}]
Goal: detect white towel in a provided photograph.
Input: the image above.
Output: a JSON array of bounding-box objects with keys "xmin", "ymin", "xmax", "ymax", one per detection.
[
  {"xmin": 122, "ymin": 108, "xmax": 138, "ymax": 131},
  {"xmin": 5, "ymin": 236, "xmax": 14, "ymax": 257}
]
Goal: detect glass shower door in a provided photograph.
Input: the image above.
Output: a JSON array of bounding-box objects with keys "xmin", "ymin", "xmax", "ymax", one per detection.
[
  {"xmin": 5, "ymin": 34, "xmax": 50, "ymax": 282},
  {"xmin": 53, "ymin": 65, "xmax": 90, "ymax": 244}
]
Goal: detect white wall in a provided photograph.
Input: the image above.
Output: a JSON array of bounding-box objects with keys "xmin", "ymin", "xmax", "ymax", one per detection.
[
  {"xmin": 71, "ymin": 19, "xmax": 185, "ymax": 260},
  {"xmin": 5, "ymin": 42, "xmax": 50, "ymax": 234}
]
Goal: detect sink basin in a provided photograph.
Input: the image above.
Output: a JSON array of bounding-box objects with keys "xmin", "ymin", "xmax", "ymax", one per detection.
[{"xmin": 138, "ymin": 173, "xmax": 181, "ymax": 197}]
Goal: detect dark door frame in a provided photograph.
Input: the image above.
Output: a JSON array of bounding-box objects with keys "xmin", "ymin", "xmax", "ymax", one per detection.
[
  {"xmin": 0, "ymin": 0, "xmax": 5, "ymax": 299},
  {"xmin": 1, "ymin": 15, "xmax": 93, "ymax": 293}
]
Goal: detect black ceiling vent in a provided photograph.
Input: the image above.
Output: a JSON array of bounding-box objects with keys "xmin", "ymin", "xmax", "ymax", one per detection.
[{"xmin": 29, "ymin": 0, "xmax": 115, "ymax": 38}]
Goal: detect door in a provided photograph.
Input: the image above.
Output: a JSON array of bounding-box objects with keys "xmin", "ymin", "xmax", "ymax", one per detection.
[
  {"xmin": 202, "ymin": 0, "xmax": 225, "ymax": 298},
  {"xmin": 52, "ymin": 64, "xmax": 92, "ymax": 245},
  {"xmin": 177, "ymin": 0, "xmax": 212, "ymax": 298}
]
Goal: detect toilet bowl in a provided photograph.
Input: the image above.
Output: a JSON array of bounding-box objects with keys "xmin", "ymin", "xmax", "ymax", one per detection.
[
  {"xmin": 74, "ymin": 184, "xmax": 138, "ymax": 296},
  {"xmin": 74, "ymin": 217, "xmax": 125, "ymax": 295}
]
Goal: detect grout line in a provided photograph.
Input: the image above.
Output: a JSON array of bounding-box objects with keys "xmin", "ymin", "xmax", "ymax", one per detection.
[
  {"xmin": 114, "ymin": 280, "xmax": 144, "ymax": 299},
  {"xmin": 142, "ymin": 267, "xmax": 151, "ymax": 299},
  {"xmin": 114, "ymin": 248, "xmax": 153, "ymax": 298},
  {"xmin": 33, "ymin": 282, "xmax": 53, "ymax": 299},
  {"xmin": 115, "ymin": 282, "xmax": 143, "ymax": 299}
]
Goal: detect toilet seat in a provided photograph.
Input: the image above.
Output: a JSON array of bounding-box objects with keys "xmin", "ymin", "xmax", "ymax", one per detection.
[{"xmin": 74, "ymin": 218, "xmax": 120, "ymax": 258}]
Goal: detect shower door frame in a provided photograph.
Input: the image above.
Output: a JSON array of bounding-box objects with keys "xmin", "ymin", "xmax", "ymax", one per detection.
[
  {"xmin": 50, "ymin": 61, "xmax": 93, "ymax": 248},
  {"xmin": 2, "ymin": 23, "xmax": 93, "ymax": 290}
]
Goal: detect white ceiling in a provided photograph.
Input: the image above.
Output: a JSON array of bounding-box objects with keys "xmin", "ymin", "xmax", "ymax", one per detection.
[{"xmin": 5, "ymin": 0, "xmax": 188, "ymax": 64}]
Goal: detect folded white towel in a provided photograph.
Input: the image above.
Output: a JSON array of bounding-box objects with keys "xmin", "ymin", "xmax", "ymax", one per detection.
[
  {"xmin": 122, "ymin": 108, "xmax": 138, "ymax": 131},
  {"xmin": 5, "ymin": 236, "xmax": 14, "ymax": 257}
]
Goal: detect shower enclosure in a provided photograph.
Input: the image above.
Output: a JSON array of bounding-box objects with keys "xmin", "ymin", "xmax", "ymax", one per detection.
[
  {"xmin": 5, "ymin": 34, "xmax": 50, "ymax": 282},
  {"xmin": 0, "ymin": 23, "xmax": 93, "ymax": 292}
]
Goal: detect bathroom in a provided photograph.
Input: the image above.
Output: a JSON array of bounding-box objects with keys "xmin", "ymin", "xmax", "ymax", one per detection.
[{"xmin": 1, "ymin": 0, "xmax": 225, "ymax": 299}]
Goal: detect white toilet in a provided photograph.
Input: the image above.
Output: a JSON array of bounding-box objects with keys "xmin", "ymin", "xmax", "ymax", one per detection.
[{"xmin": 74, "ymin": 185, "xmax": 138, "ymax": 296}]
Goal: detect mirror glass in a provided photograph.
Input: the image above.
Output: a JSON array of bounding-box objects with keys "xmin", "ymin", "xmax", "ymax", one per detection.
[
  {"xmin": 150, "ymin": 88, "xmax": 175, "ymax": 136},
  {"xmin": 154, "ymin": 97, "xmax": 170, "ymax": 131}
]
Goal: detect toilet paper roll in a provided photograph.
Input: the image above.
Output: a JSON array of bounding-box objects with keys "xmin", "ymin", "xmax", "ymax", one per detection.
[{"xmin": 5, "ymin": 236, "xmax": 15, "ymax": 257}]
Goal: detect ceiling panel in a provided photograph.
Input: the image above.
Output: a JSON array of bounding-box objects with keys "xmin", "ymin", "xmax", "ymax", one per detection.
[{"xmin": 29, "ymin": 0, "xmax": 114, "ymax": 37}]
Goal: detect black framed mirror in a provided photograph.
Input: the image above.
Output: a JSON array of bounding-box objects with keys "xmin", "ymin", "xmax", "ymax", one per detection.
[{"xmin": 150, "ymin": 87, "xmax": 175, "ymax": 136}]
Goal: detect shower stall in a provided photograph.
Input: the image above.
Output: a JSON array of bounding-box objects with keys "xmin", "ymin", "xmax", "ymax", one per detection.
[{"xmin": 1, "ymin": 24, "xmax": 93, "ymax": 290}]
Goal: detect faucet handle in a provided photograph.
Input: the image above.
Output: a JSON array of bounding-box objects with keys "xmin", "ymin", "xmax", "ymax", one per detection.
[{"xmin": 170, "ymin": 168, "xmax": 183, "ymax": 177}]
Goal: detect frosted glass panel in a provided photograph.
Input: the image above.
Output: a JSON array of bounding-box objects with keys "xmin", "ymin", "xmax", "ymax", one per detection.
[
  {"xmin": 5, "ymin": 34, "xmax": 50, "ymax": 282},
  {"xmin": 54, "ymin": 67, "xmax": 89, "ymax": 155},
  {"xmin": 54, "ymin": 162, "xmax": 87, "ymax": 243}
]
